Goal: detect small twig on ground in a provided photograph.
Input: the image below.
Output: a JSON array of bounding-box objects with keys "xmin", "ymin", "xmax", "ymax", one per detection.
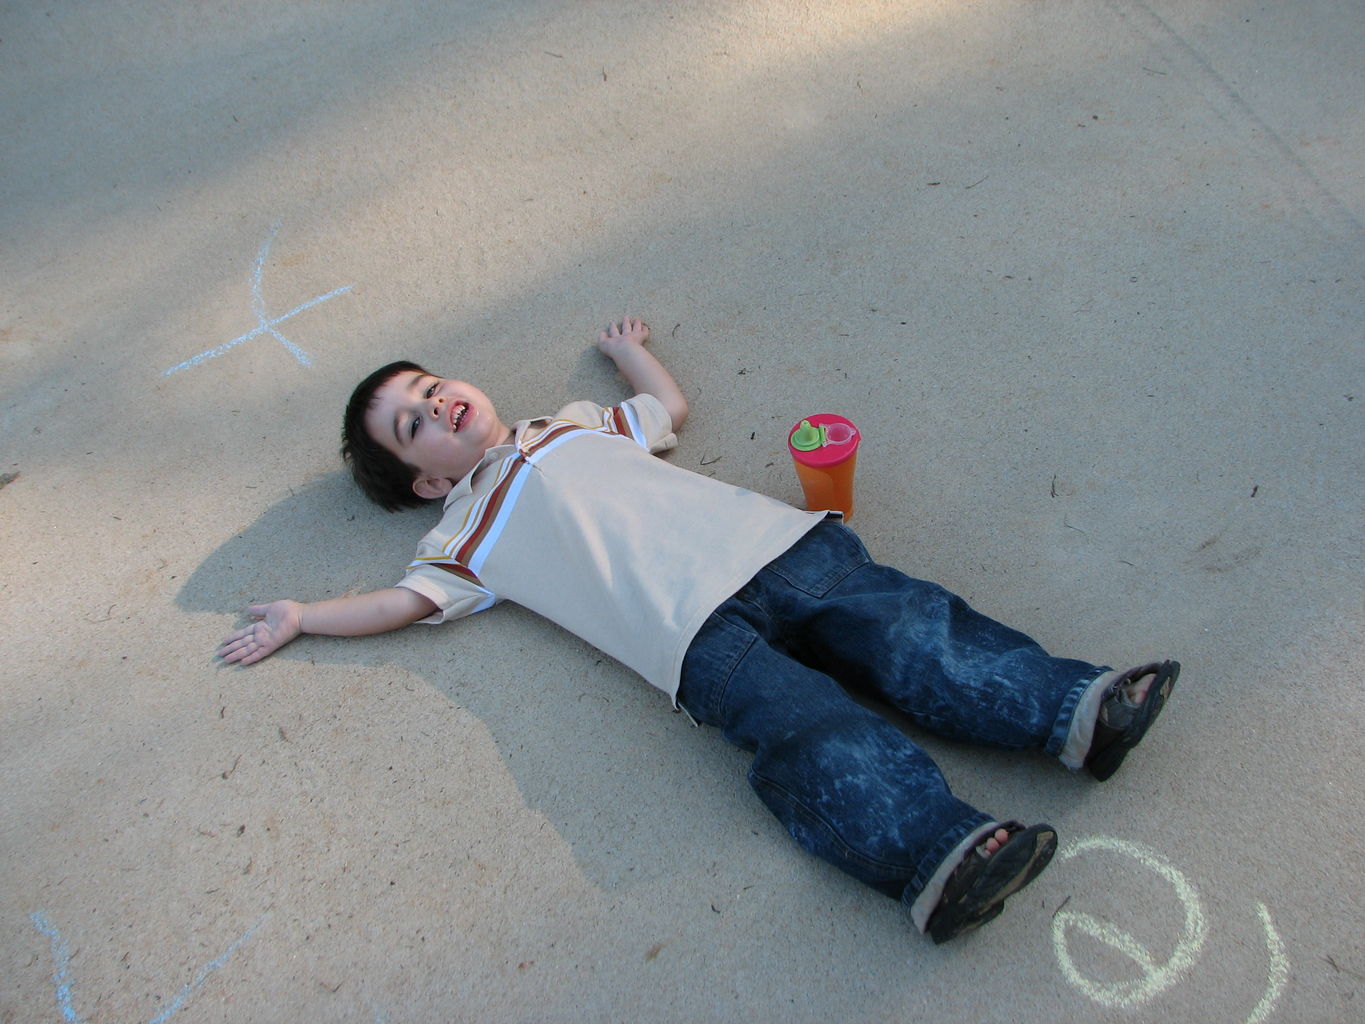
[{"xmin": 1323, "ymin": 954, "xmax": 1365, "ymax": 980}]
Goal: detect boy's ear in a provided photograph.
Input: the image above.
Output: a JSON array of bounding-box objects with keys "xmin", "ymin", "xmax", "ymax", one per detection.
[{"xmin": 412, "ymin": 474, "xmax": 454, "ymax": 501}]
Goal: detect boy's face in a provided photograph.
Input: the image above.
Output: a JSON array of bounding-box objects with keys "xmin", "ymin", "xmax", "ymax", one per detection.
[{"xmin": 364, "ymin": 370, "xmax": 512, "ymax": 500}]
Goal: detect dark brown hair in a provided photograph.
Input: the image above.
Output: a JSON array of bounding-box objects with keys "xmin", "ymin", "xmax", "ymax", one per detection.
[{"xmin": 340, "ymin": 360, "xmax": 434, "ymax": 512}]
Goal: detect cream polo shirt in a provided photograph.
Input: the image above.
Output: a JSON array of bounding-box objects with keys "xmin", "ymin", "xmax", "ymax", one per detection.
[{"xmin": 395, "ymin": 394, "xmax": 826, "ymax": 701}]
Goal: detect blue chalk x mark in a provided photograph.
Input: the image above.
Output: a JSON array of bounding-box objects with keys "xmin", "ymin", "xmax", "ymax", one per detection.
[
  {"xmin": 163, "ymin": 223, "xmax": 352, "ymax": 375},
  {"xmin": 30, "ymin": 910, "xmax": 268, "ymax": 1023},
  {"xmin": 30, "ymin": 912, "xmax": 79, "ymax": 1024}
]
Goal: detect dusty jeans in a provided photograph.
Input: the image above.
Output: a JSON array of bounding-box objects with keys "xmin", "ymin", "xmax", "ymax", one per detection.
[{"xmin": 677, "ymin": 520, "xmax": 1107, "ymax": 925}]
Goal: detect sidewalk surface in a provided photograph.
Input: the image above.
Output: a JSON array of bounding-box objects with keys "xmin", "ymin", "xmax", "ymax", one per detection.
[{"xmin": 2, "ymin": 2, "xmax": 1361, "ymax": 1021}]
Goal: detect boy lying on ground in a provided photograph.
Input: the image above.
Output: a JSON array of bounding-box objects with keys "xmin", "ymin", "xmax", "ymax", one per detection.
[{"xmin": 219, "ymin": 316, "xmax": 1178, "ymax": 943}]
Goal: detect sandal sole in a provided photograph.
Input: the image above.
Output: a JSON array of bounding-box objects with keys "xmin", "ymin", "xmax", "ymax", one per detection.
[
  {"xmin": 1089, "ymin": 660, "xmax": 1180, "ymax": 782},
  {"xmin": 929, "ymin": 824, "xmax": 1058, "ymax": 944}
]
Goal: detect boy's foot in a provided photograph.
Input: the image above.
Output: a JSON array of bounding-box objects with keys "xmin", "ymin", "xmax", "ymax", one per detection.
[
  {"xmin": 1086, "ymin": 660, "xmax": 1180, "ymax": 781},
  {"xmin": 927, "ymin": 822, "xmax": 1057, "ymax": 944}
]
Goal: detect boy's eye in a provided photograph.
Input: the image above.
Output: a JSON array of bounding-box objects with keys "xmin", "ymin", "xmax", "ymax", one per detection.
[{"xmin": 425, "ymin": 382, "xmax": 438, "ymax": 398}]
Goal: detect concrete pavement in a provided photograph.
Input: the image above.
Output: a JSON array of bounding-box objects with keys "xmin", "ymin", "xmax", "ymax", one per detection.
[{"xmin": 2, "ymin": 2, "xmax": 1361, "ymax": 1020}]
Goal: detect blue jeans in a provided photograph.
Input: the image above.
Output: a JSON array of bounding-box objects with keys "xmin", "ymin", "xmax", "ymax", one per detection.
[{"xmin": 677, "ymin": 520, "xmax": 1105, "ymax": 913}]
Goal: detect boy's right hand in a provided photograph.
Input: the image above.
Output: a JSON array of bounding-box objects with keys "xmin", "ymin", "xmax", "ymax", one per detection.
[{"xmin": 218, "ymin": 600, "xmax": 303, "ymax": 666}]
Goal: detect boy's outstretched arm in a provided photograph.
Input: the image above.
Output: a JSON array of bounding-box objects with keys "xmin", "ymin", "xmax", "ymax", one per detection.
[
  {"xmin": 217, "ymin": 587, "xmax": 437, "ymax": 666},
  {"xmin": 597, "ymin": 316, "xmax": 689, "ymax": 431}
]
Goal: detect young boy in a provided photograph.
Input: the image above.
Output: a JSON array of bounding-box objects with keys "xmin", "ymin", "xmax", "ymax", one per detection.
[{"xmin": 218, "ymin": 317, "xmax": 1178, "ymax": 943}]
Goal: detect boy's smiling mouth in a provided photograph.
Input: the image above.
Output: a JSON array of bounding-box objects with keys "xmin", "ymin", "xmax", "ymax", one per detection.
[{"xmin": 450, "ymin": 401, "xmax": 470, "ymax": 432}]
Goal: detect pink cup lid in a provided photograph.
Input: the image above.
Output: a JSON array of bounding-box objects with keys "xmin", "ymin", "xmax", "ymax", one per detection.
[{"xmin": 788, "ymin": 413, "xmax": 860, "ymax": 467}]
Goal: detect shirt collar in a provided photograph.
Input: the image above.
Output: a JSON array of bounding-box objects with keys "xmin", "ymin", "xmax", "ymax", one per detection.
[{"xmin": 440, "ymin": 415, "xmax": 550, "ymax": 508}]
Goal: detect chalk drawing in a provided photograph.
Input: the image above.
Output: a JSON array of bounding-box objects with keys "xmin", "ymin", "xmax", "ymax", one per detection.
[
  {"xmin": 162, "ymin": 223, "xmax": 352, "ymax": 375},
  {"xmin": 1247, "ymin": 902, "xmax": 1288, "ymax": 1024},
  {"xmin": 1051, "ymin": 836, "xmax": 1292, "ymax": 1023},
  {"xmin": 29, "ymin": 910, "xmax": 268, "ymax": 1024},
  {"xmin": 29, "ymin": 912, "xmax": 80, "ymax": 1024},
  {"xmin": 1051, "ymin": 835, "xmax": 1209, "ymax": 1009}
]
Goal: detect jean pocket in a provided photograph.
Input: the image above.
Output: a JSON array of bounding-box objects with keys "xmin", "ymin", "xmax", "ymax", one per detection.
[
  {"xmin": 765, "ymin": 521, "xmax": 870, "ymax": 597},
  {"xmin": 678, "ymin": 610, "xmax": 758, "ymax": 725}
]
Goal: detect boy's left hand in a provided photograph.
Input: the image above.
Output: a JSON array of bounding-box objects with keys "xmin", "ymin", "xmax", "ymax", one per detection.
[
  {"xmin": 596, "ymin": 316, "xmax": 650, "ymax": 356},
  {"xmin": 594, "ymin": 314, "xmax": 689, "ymax": 430}
]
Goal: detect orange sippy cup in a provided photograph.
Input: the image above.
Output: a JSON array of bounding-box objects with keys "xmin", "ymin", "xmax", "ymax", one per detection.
[{"xmin": 787, "ymin": 414, "xmax": 861, "ymax": 519}]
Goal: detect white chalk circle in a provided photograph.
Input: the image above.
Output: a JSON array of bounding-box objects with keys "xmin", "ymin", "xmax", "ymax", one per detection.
[
  {"xmin": 1247, "ymin": 902, "xmax": 1288, "ymax": 1024},
  {"xmin": 1051, "ymin": 835, "xmax": 1209, "ymax": 1009}
]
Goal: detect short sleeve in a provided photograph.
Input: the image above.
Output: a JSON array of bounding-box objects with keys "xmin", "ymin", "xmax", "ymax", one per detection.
[
  {"xmin": 550, "ymin": 394, "xmax": 678, "ymax": 454},
  {"xmin": 397, "ymin": 558, "xmax": 499, "ymax": 625},
  {"xmin": 615, "ymin": 393, "xmax": 679, "ymax": 453}
]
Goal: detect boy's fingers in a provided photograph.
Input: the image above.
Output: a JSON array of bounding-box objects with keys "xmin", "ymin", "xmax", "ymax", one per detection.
[
  {"xmin": 219, "ymin": 623, "xmax": 266, "ymax": 648},
  {"xmin": 218, "ymin": 629, "xmax": 272, "ymax": 665}
]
